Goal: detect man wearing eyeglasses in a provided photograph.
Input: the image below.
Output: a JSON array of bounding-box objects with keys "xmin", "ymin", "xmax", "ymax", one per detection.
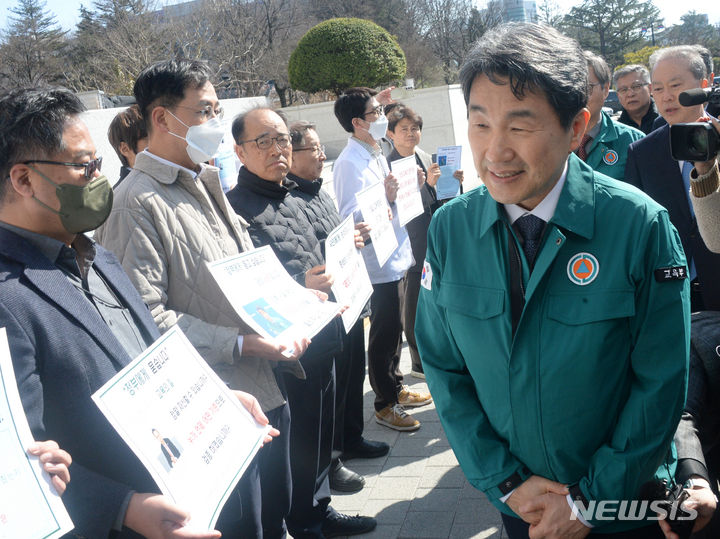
[
  {"xmin": 95, "ymin": 60, "xmax": 309, "ymax": 537},
  {"xmin": 226, "ymin": 108, "xmax": 377, "ymax": 538},
  {"xmin": 614, "ymin": 65, "xmax": 659, "ymax": 135},
  {"xmin": 286, "ymin": 120, "xmax": 390, "ymax": 495},
  {"xmin": 575, "ymin": 51, "xmax": 644, "ymax": 180},
  {"xmin": 0, "ymin": 87, "xmax": 277, "ymax": 538},
  {"xmin": 625, "ymin": 46, "xmax": 720, "ymax": 313}
]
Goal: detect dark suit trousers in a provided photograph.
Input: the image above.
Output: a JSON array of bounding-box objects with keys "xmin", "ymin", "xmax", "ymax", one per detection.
[
  {"xmin": 501, "ymin": 514, "xmax": 664, "ymax": 538},
  {"xmin": 401, "ymin": 271, "xmax": 423, "ymax": 372},
  {"xmin": 334, "ymin": 317, "xmax": 367, "ymax": 452},
  {"xmin": 688, "ymin": 311, "xmax": 720, "ymax": 474},
  {"xmin": 284, "ymin": 356, "xmax": 335, "ymax": 538},
  {"xmin": 234, "ymin": 386, "xmax": 292, "ymax": 539},
  {"xmin": 369, "ymin": 280, "xmax": 405, "ymax": 411}
]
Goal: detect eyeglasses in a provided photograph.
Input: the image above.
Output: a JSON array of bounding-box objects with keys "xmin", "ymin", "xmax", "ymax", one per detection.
[
  {"xmin": 617, "ymin": 82, "xmax": 649, "ymax": 96},
  {"xmin": 588, "ymin": 82, "xmax": 603, "ymax": 91},
  {"xmin": 23, "ymin": 157, "xmax": 103, "ymax": 179},
  {"xmin": 239, "ymin": 134, "xmax": 292, "ymax": 150},
  {"xmin": 294, "ymin": 145, "xmax": 326, "ymax": 155},
  {"xmin": 168, "ymin": 104, "xmax": 224, "ymax": 121},
  {"xmin": 363, "ymin": 105, "xmax": 383, "ymax": 118}
]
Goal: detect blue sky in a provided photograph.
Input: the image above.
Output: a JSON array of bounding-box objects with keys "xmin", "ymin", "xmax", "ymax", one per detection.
[
  {"xmin": 0, "ymin": 0, "xmax": 188, "ymax": 32},
  {"xmin": 1, "ymin": 0, "xmax": 719, "ymax": 33}
]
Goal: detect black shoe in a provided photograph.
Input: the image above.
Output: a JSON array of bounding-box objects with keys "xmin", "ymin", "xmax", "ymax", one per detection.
[
  {"xmin": 410, "ymin": 364, "xmax": 425, "ymax": 379},
  {"xmin": 342, "ymin": 438, "xmax": 390, "ymax": 461},
  {"xmin": 330, "ymin": 459, "xmax": 365, "ymax": 493},
  {"xmin": 322, "ymin": 512, "xmax": 377, "ymax": 538}
]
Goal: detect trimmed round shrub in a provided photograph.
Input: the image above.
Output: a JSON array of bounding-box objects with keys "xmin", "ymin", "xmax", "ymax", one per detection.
[{"xmin": 289, "ymin": 18, "xmax": 407, "ymax": 95}]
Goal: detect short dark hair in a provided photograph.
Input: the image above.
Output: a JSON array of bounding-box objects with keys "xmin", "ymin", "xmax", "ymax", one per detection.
[
  {"xmin": 383, "ymin": 102, "xmax": 401, "ymax": 117},
  {"xmin": 289, "ymin": 120, "xmax": 317, "ymax": 148},
  {"xmin": 0, "ymin": 87, "xmax": 85, "ymax": 201},
  {"xmin": 133, "ymin": 59, "xmax": 213, "ymax": 127},
  {"xmin": 334, "ymin": 87, "xmax": 377, "ymax": 133},
  {"xmin": 459, "ymin": 23, "xmax": 588, "ymax": 129},
  {"xmin": 231, "ymin": 106, "xmax": 288, "ymax": 143},
  {"xmin": 387, "ymin": 105, "xmax": 423, "ymax": 132},
  {"xmin": 108, "ymin": 104, "xmax": 148, "ymax": 166},
  {"xmin": 584, "ymin": 50, "xmax": 611, "ymax": 88}
]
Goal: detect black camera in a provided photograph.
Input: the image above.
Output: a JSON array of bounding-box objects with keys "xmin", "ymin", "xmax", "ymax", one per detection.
[
  {"xmin": 641, "ymin": 480, "xmax": 696, "ymax": 539},
  {"xmin": 669, "ymin": 86, "xmax": 720, "ymax": 161},
  {"xmin": 656, "ymin": 483, "xmax": 696, "ymax": 539},
  {"xmin": 670, "ymin": 122, "xmax": 720, "ymax": 162}
]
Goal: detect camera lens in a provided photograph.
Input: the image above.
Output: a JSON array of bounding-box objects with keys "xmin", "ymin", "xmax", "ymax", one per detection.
[{"xmin": 689, "ymin": 129, "xmax": 709, "ymax": 154}]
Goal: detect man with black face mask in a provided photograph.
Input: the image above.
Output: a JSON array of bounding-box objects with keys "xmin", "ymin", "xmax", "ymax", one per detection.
[
  {"xmin": 96, "ymin": 59, "xmax": 309, "ymax": 538},
  {"xmin": 0, "ymin": 87, "xmax": 275, "ymax": 538}
]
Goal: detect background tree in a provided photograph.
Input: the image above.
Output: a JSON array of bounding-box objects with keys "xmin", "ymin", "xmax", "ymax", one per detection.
[
  {"xmin": 288, "ymin": 18, "xmax": 406, "ymax": 96},
  {"xmin": 659, "ymin": 11, "xmax": 720, "ymax": 54},
  {"xmin": 537, "ymin": 0, "xmax": 563, "ymax": 27},
  {"xmin": 306, "ymin": 0, "xmax": 442, "ymax": 87},
  {"xmin": 618, "ymin": 45, "xmax": 659, "ymax": 69},
  {"xmin": 64, "ymin": 0, "xmax": 175, "ymax": 94},
  {"xmin": 172, "ymin": 0, "xmax": 266, "ymax": 99},
  {"xmin": 0, "ymin": 0, "xmax": 66, "ymax": 90},
  {"xmin": 561, "ymin": 0, "xmax": 661, "ymax": 66},
  {"xmin": 4, "ymin": 0, "xmax": 583, "ymax": 103},
  {"xmin": 414, "ymin": 0, "xmax": 500, "ymax": 84},
  {"xmin": 307, "ymin": 0, "xmax": 404, "ymax": 28},
  {"xmin": 93, "ymin": 0, "xmax": 148, "ymax": 27},
  {"xmin": 252, "ymin": 0, "xmax": 309, "ymax": 107}
]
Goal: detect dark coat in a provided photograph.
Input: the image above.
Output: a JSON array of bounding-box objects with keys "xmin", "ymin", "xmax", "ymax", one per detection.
[
  {"xmin": 227, "ymin": 167, "xmax": 324, "ymax": 282},
  {"xmin": 227, "ymin": 167, "xmax": 342, "ymax": 368},
  {"xmin": 675, "ymin": 311, "xmax": 720, "ymax": 482},
  {"xmin": 618, "ymin": 100, "xmax": 659, "ymax": 135},
  {"xmin": 286, "ymin": 173, "xmax": 341, "ymax": 257},
  {"xmin": 625, "ymin": 124, "xmax": 720, "ymax": 310},
  {"xmin": 388, "ymin": 148, "xmax": 439, "ymax": 273},
  {"xmin": 0, "ymin": 226, "xmax": 160, "ymax": 539},
  {"xmin": 288, "ymin": 172, "xmax": 371, "ymax": 320},
  {"xmin": 160, "ymin": 438, "xmax": 181, "ymax": 467}
]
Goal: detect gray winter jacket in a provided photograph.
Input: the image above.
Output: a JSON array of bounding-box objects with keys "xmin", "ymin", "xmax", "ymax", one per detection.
[{"xmin": 95, "ymin": 152, "xmax": 302, "ymax": 411}]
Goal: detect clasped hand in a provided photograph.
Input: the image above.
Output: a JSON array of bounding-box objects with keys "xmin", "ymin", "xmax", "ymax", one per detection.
[{"xmin": 506, "ymin": 475, "xmax": 590, "ymax": 539}]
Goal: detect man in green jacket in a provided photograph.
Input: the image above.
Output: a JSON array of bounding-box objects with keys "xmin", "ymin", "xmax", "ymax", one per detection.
[
  {"xmin": 416, "ymin": 23, "xmax": 689, "ymax": 538},
  {"xmin": 576, "ymin": 51, "xmax": 644, "ymax": 180}
]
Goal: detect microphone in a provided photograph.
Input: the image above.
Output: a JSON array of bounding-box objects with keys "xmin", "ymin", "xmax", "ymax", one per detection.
[{"xmin": 679, "ymin": 88, "xmax": 713, "ymax": 106}]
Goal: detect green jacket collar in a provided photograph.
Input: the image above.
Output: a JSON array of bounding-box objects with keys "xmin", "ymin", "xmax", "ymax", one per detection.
[
  {"xmin": 589, "ymin": 111, "xmax": 619, "ymax": 148},
  {"xmin": 550, "ymin": 154, "xmax": 595, "ymax": 240},
  {"xmin": 475, "ymin": 154, "xmax": 595, "ymax": 241}
]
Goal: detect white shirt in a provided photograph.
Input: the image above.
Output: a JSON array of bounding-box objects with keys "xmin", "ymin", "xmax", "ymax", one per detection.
[
  {"xmin": 142, "ymin": 150, "xmax": 198, "ymax": 179},
  {"xmin": 333, "ymin": 137, "xmax": 414, "ymax": 284},
  {"xmin": 504, "ymin": 160, "xmax": 567, "ymax": 225}
]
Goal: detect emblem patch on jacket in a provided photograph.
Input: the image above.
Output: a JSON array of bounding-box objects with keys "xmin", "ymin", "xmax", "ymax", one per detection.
[
  {"xmin": 602, "ymin": 149, "xmax": 619, "ymax": 165},
  {"xmin": 567, "ymin": 253, "xmax": 599, "ymax": 285},
  {"xmin": 421, "ymin": 260, "xmax": 433, "ymax": 290}
]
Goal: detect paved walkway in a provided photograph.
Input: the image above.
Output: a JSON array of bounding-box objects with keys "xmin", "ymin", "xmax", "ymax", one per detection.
[{"xmin": 326, "ymin": 336, "xmax": 507, "ymax": 539}]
